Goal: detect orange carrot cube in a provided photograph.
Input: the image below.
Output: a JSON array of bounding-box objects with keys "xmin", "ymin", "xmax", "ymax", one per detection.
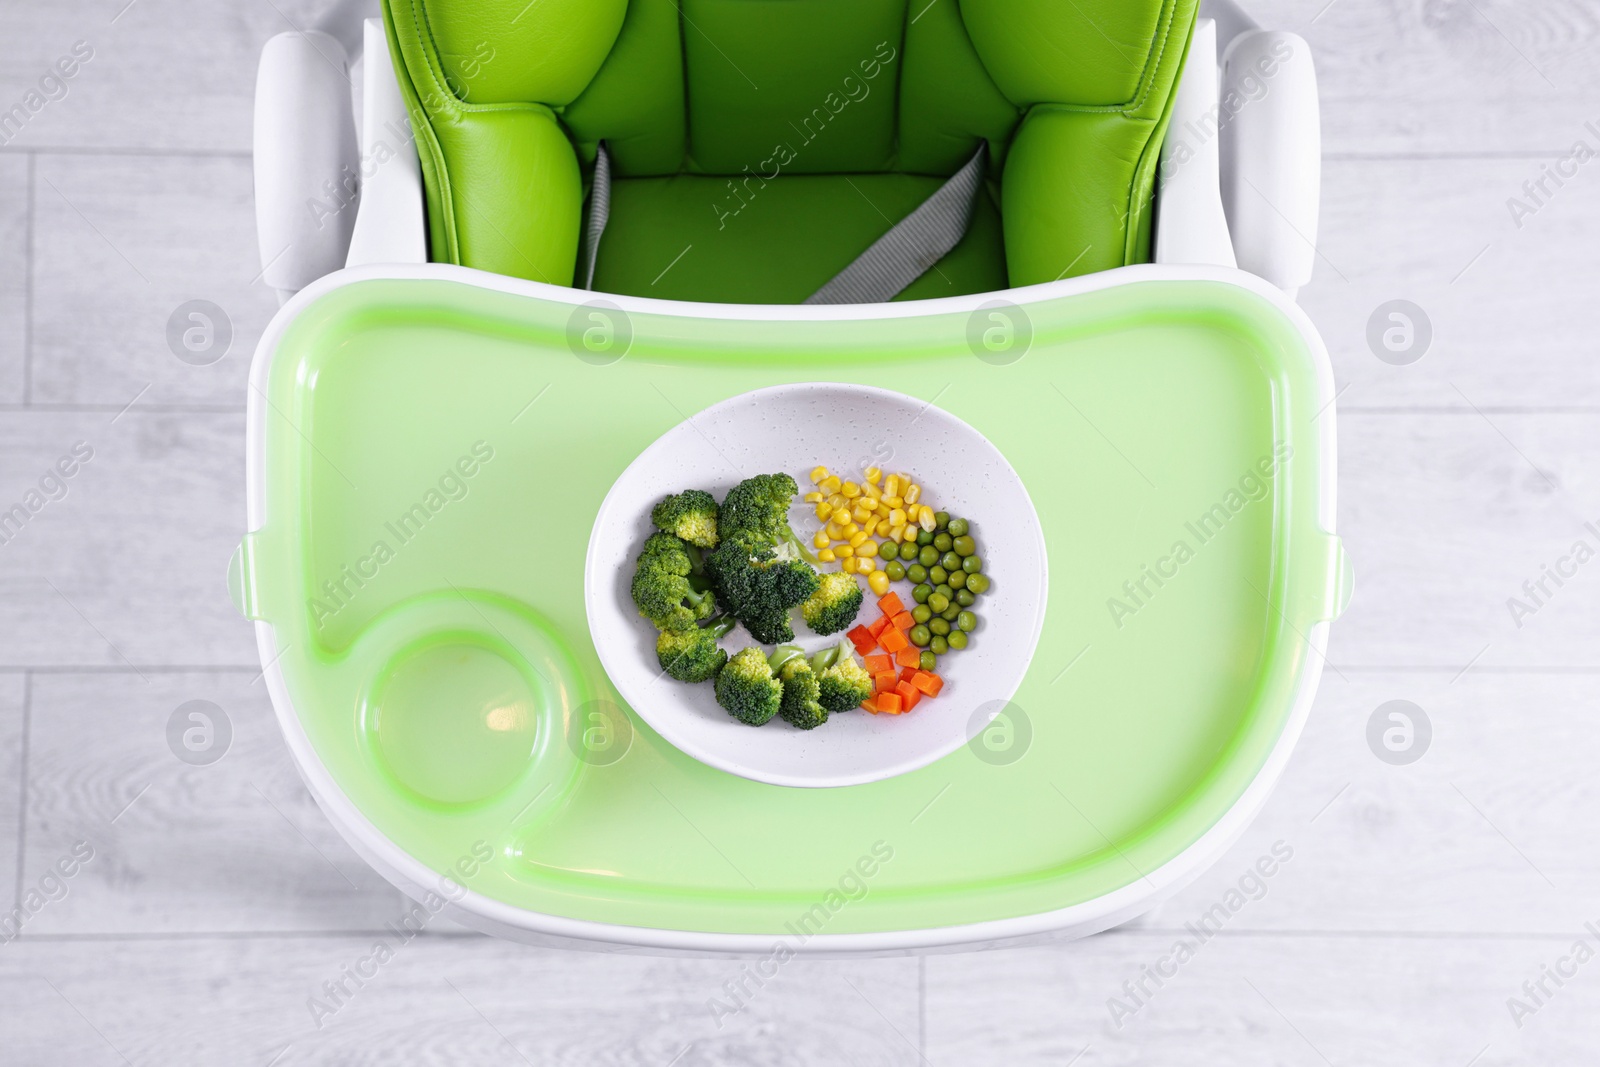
[
  {"xmin": 877, "ymin": 692, "xmax": 903, "ymax": 714},
  {"xmin": 876, "ymin": 592, "xmax": 905, "ymax": 617},
  {"xmin": 868, "ymin": 614, "xmax": 891, "ymax": 638},
  {"xmin": 879, "ymin": 627, "xmax": 909, "ymax": 653},
  {"xmin": 847, "ymin": 625, "xmax": 876, "ymax": 654},
  {"xmin": 894, "ymin": 680, "xmax": 923, "ymax": 711},
  {"xmin": 910, "ymin": 671, "xmax": 943, "ymax": 696},
  {"xmin": 890, "ymin": 611, "xmax": 914, "ymax": 631},
  {"xmin": 874, "ymin": 670, "xmax": 899, "ymax": 692},
  {"xmin": 865, "ymin": 654, "xmax": 893, "ymax": 674},
  {"xmin": 895, "ymin": 648, "xmax": 921, "ymax": 669}
]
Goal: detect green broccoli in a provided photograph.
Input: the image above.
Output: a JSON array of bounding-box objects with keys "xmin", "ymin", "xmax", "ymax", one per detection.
[
  {"xmin": 815, "ymin": 642, "xmax": 873, "ymax": 714},
  {"xmin": 718, "ymin": 473, "xmax": 817, "ymax": 563},
  {"xmin": 715, "ymin": 647, "xmax": 783, "ymax": 725},
  {"xmin": 651, "ymin": 490, "xmax": 720, "ymax": 548},
  {"xmin": 773, "ymin": 651, "xmax": 828, "ymax": 730},
  {"xmin": 631, "ymin": 532, "xmax": 717, "ymax": 631},
  {"xmin": 800, "ymin": 570, "xmax": 865, "ymax": 636},
  {"xmin": 704, "ymin": 533, "xmax": 819, "ymax": 645},
  {"xmin": 656, "ymin": 617, "xmax": 736, "ymax": 683}
]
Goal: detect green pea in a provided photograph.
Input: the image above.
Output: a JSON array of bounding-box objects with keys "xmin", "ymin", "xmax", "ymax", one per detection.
[
  {"xmin": 949, "ymin": 570, "xmax": 967, "ymax": 590},
  {"xmin": 957, "ymin": 610, "xmax": 977, "ymax": 632},
  {"xmin": 907, "ymin": 563, "xmax": 928, "ymax": 583},
  {"xmin": 929, "ymin": 617, "xmax": 950, "ymax": 636},
  {"xmin": 919, "ymin": 650, "xmax": 939, "ymax": 672},
  {"xmin": 879, "ymin": 540, "xmax": 899, "ymax": 561},
  {"xmin": 918, "ymin": 545, "xmax": 939, "ymax": 567},
  {"xmin": 909, "ymin": 624, "xmax": 931, "ymax": 647},
  {"xmin": 927, "ymin": 592, "xmax": 950, "ymax": 613},
  {"xmin": 962, "ymin": 555, "xmax": 983, "ymax": 574},
  {"xmin": 934, "ymin": 511, "xmax": 950, "ymax": 530},
  {"xmin": 929, "ymin": 565, "xmax": 948, "ymax": 585},
  {"xmin": 885, "ymin": 560, "xmax": 907, "ymax": 582},
  {"xmin": 933, "ymin": 532, "xmax": 953, "ymax": 553},
  {"xmin": 933, "ymin": 584, "xmax": 953, "ymax": 601},
  {"xmin": 912, "ymin": 583, "xmax": 932, "ymax": 604},
  {"xmin": 956, "ymin": 588, "xmax": 976, "ymax": 607},
  {"xmin": 952, "ymin": 535, "xmax": 976, "ymax": 556},
  {"xmin": 911, "ymin": 604, "xmax": 932, "ymax": 624},
  {"xmin": 916, "ymin": 529, "xmax": 934, "ymax": 546},
  {"xmin": 947, "ymin": 630, "xmax": 968, "ymax": 650},
  {"xmin": 947, "ymin": 518, "xmax": 969, "ymax": 537},
  {"xmin": 966, "ymin": 573, "xmax": 990, "ymax": 595},
  {"xmin": 940, "ymin": 550, "xmax": 962, "ymax": 571},
  {"xmin": 930, "ymin": 635, "xmax": 949, "ymax": 655},
  {"xmin": 941, "ymin": 604, "xmax": 961, "ymax": 621}
]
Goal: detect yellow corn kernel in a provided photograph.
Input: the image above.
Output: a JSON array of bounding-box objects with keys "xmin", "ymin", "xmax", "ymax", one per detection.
[
  {"xmin": 904, "ymin": 483, "xmax": 921, "ymax": 505},
  {"xmin": 867, "ymin": 569, "xmax": 890, "ymax": 596},
  {"xmin": 919, "ymin": 507, "xmax": 938, "ymax": 532},
  {"xmin": 842, "ymin": 481, "xmax": 861, "ymax": 498},
  {"xmin": 852, "ymin": 506, "xmax": 874, "ymax": 525},
  {"xmin": 885, "ymin": 508, "xmax": 904, "ymax": 528},
  {"xmin": 884, "ymin": 495, "xmax": 903, "ymax": 509},
  {"xmin": 826, "ymin": 521, "xmax": 846, "ymax": 540},
  {"xmin": 848, "ymin": 530, "xmax": 869, "ymax": 547},
  {"xmin": 828, "ymin": 493, "xmax": 847, "ymax": 509},
  {"xmin": 890, "ymin": 525, "xmax": 907, "ymax": 542},
  {"xmin": 865, "ymin": 466, "xmax": 883, "ymax": 485},
  {"xmin": 858, "ymin": 540, "xmax": 879, "ymax": 558},
  {"xmin": 803, "ymin": 491, "xmax": 823, "ymax": 503},
  {"xmin": 862, "ymin": 480, "xmax": 882, "ymax": 500},
  {"xmin": 820, "ymin": 475, "xmax": 841, "ymax": 494},
  {"xmin": 812, "ymin": 530, "xmax": 831, "ymax": 549},
  {"xmin": 835, "ymin": 544, "xmax": 854, "ymax": 558},
  {"xmin": 857, "ymin": 555, "xmax": 876, "ymax": 572},
  {"xmin": 862, "ymin": 518, "xmax": 881, "ymax": 536},
  {"xmin": 818, "ymin": 548, "xmax": 836, "ymax": 562},
  {"xmin": 810, "ymin": 465, "xmax": 830, "ymax": 484},
  {"xmin": 816, "ymin": 503, "xmax": 833, "ymax": 522},
  {"xmin": 884, "ymin": 475, "xmax": 900, "ymax": 498}
]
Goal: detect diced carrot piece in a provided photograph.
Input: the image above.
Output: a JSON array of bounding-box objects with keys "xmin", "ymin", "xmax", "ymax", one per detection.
[
  {"xmin": 876, "ymin": 592, "xmax": 905, "ymax": 617},
  {"xmin": 847, "ymin": 625, "xmax": 876, "ymax": 654},
  {"xmin": 864, "ymin": 654, "xmax": 893, "ymax": 674},
  {"xmin": 894, "ymin": 680, "xmax": 923, "ymax": 711},
  {"xmin": 861, "ymin": 694, "xmax": 882, "ymax": 713},
  {"xmin": 879, "ymin": 627, "xmax": 908, "ymax": 653},
  {"xmin": 868, "ymin": 614, "xmax": 891, "ymax": 638},
  {"xmin": 898, "ymin": 665, "xmax": 919, "ymax": 682},
  {"xmin": 895, "ymin": 648, "xmax": 921, "ymax": 669},
  {"xmin": 877, "ymin": 692, "xmax": 903, "ymax": 714},
  {"xmin": 874, "ymin": 670, "xmax": 899, "ymax": 692},
  {"xmin": 910, "ymin": 671, "xmax": 943, "ymax": 697},
  {"xmin": 890, "ymin": 611, "xmax": 914, "ymax": 631}
]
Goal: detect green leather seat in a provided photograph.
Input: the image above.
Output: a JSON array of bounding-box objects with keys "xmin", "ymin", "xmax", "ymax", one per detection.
[{"xmin": 383, "ymin": 0, "xmax": 1197, "ymax": 303}]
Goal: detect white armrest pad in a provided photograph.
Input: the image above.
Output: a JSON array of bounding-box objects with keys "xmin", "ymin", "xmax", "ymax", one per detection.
[
  {"xmin": 346, "ymin": 19, "xmax": 427, "ymax": 269},
  {"xmin": 1219, "ymin": 31, "xmax": 1321, "ymax": 293},
  {"xmin": 253, "ymin": 31, "xmax": 359, "ymax": 294}
]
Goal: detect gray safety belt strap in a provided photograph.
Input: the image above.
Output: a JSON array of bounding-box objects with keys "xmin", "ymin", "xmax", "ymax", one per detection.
[
  {"xmin": 804, "ymin": 141, "xmax": 988, "ymax": 305},
  {"xmin": 581, "ymin": 140, "xmax": 611, "ymax": 290}
]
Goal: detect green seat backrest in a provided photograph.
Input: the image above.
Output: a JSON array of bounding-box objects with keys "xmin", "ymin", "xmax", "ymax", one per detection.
[{"xmin": 383, "ymin": 0, "xmax": 1197, "ymax": 295}]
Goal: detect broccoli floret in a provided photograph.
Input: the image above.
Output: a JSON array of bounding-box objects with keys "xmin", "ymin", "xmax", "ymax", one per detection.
[
  {"xmin": 656, "ymin": 617, "xmax": 736, "ymax": 682},
  {"xmin": 704, "ymin": 533, "xmax": 819, "ymax": 644},
  {"xmin": 631, "ymin": 532, "xmax": 717, "ymax": 631},
  {"xmin": 651, "ymin": 490, "xmax": 720, "ymax": 548},
  {"xmin": 817, "ymin": 643, "xmax": 873, "ymax": 714},
  {"xmin": 718, "ymin": 473, "xmax": 817, "ymax": 563},
  {"xmin": 715, "ymin": 647, "xmax": 783, "ymax": 725},
  {"xmin": 774, "ymin": 654, "xmax": 828, "ymax": 730},
  {"xmin": 800, "ymin": 571, "xmax": 865, "ymax": 636}
]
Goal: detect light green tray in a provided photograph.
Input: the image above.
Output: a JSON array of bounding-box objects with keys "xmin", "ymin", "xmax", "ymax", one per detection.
[{"xmin": 238, "ymin": 265, "xmax": 1348, "ymax": 950}]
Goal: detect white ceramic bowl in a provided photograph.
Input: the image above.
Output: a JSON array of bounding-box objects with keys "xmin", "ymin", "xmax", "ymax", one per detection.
[{"xmin": 585, "ymin": 383, "xmax": 1047, "ymax": 788}]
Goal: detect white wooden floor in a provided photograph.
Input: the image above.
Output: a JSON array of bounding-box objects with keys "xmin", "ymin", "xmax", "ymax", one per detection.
[{"xmin": 2, "ymin": 0, "xmax": 1598, "ymax": 1063}]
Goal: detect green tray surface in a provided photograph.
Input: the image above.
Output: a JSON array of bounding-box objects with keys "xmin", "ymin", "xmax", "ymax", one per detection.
[{"xmin": 246, "ymin": 275, "xmax": 1338, "ymax": 935}]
